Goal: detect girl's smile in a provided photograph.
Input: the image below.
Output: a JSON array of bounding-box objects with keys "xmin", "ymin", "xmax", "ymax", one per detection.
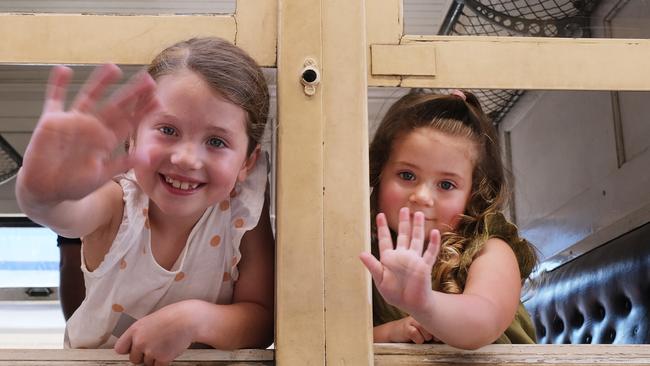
[
  {"xmin": 132, "ymin": 69, "xmax": 255, "ymax": 224},
  {"xmin": 160, "ymin": 173, "xmax": 203, "ymax": 193}
]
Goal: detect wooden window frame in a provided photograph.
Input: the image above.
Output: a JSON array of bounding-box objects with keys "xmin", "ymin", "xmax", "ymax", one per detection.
[{"xmin": 1, "ymin": 0, "xmax": 650, "ymax": 364}]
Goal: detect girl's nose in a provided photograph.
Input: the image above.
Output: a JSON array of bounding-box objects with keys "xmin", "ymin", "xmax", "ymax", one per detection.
[
  {"xmin": 170, "ymin": 143, "xmax": 203, "ymax": 170},
  {"xmin": 409, "ymin": 183, "xmax": 434, "ymax": 207}
]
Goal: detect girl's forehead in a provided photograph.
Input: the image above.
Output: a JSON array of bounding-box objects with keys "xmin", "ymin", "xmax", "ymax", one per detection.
[
  {"xmin": 156, "ymin": 70, "xmax": 220, "ymax": 99},
  {"xmin": 153, "ymin": 71, "xmax": 247, "ymax": 128},
  {"xmin": 390, "ymin": 127, "xmax": 479, "ymax": 165}
]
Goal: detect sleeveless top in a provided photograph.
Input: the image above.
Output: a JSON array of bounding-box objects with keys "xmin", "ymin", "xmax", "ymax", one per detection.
[
  {"xmin": 372, "ymin": 212, "xmax": 537, "ymax": 344},
  {"xmin": 65, "ymin": 156, "xmax": 268, "ymax": 348}
]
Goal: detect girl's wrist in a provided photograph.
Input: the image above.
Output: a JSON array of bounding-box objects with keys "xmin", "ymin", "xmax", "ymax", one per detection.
[
  {"xmin": 373, "ymin": 322, "xmax": 394, "ymax": 343},
  {"xmin": 405, "ymin": 290, "xmax": 437, "ymax": 324},
  {"xmin": 178, "ymin": 299, "xmax": 208, "ymax": 342}
]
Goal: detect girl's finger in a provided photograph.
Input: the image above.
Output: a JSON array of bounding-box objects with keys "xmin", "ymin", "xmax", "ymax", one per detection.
[
  {"xmin": 99, "ymin": 71, "xmax": 157, "ymax": 140},
  {"xmin": 422, "ymin": 229, "xmax": 441, "ymax": 267},
  {"xmin": 128, "ymin": 349, "xmax": 143, "ymax": 366},
  {"xmin": 154, "ymin": 359, "xmax": 170, "ymax": 366},
  {"xmin": 131, "ymin": 91, "xmax": 161, "ymax": 126},
  {"xmin": 359, "ymin": 252, "xmax": 384, "ymax": 284},
  {"xmin": 43, "ymin": 65, "xmax": 73, "ymax": 113},
  {"xmin": 413, "ymin": 322, "xmax": 434, "ymax": 342},
  {"xmin": 144, "ymin": 353, "xmax": 155, "ymax": 366},
  {"xmin": 113, "ymin": 329, "xmax": 131, "ymax": 354},
  {"xmin": 408, "ymin": 326, "xmax": 425, "ymax": 344},
  {"xmin": 395, "ymin": 207, "xmax": 410, "ymax": 249},
  {"xmin": 71, "ymin": 64, "xmax": 123, "ymax": 113},
  {"xmin": 410, "ymin": 211, "xmax": 425, "ymax": 254},
  {"xmin": 376, "ymin": 213, "xmax": 393, "ymax": 256}
]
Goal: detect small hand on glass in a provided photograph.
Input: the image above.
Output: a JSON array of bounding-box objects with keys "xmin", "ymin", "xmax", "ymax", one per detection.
[{"xmin": 360, "ymin": 207, "xmax": 441, "ymax": 315}]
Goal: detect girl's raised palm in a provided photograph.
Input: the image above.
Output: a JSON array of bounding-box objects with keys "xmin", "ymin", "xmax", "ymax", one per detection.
[
  {"xmin": 360, "ymin": 207, "xmax": 441, "ymax": 315},
  {"xmin": 20, "ymin": 64, "xmax": 158, "ymax": 202}
]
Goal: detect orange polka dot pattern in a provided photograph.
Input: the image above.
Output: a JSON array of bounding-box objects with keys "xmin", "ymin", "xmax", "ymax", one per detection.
[
  {"xmin": 210, "ymin": 235, "xmax": 221, "ymax": 247},
  {"xmin": 174, "ymin": 272, "xmax": 185, "ymax": 281},
  {"xmin": 219, "ymin": 200, "xmax": 230, "ymax": 211},
  {"xmin": 119, "ymin": 259, "xmax": 127, "ymax": 269},
  {"xmin": 112, "ymin": 304, "xmax": 124, "ymax": 312},
  {"xmin": 234, "ymin": 218, "xmax": 245, "ymax": 228},
  {"xmin": 223, "ymin": 272, "xmax": 231, "ymax": 281}
]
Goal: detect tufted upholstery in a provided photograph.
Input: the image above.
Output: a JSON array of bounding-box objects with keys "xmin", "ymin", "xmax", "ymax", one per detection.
[{"xmin": 524, "ymin": 221, "xmax": 650, "ymax": 344}]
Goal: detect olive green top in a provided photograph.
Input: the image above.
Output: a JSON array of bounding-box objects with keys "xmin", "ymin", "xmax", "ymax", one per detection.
[{"xmin": 372, "ymin": 212, "xmax": 537, "ymax": 344}]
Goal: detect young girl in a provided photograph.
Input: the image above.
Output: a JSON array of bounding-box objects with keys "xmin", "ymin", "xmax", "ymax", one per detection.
[
  {"xmin": 16, "ymin": 37, "xmax": 274, "ymax": 364},
  {"xmin": 359, "ymin": 90, "xmax": 537, "ymax": 349}
]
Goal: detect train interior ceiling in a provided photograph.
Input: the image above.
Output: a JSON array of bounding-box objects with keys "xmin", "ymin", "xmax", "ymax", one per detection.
[{"xmin": 0, "ymin": 0, "xmax": 649, "ymax": 347}]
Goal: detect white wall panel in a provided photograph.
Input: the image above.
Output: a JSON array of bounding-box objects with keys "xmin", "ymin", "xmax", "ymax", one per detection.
[
  {"xmin": 403, "ymin": 0, "xmax": 452, "ymax": 35},
  {"xmin": 619, "ymin": 92, "xmax": 650, "ymax": 161},
  {"xmin": 609, "ymin": 3, "xmax": 650, "ymax": 163},
  {"xmin": 508, "ymin": 91, "xmax": 617, "ymax": 226},
  {"xmin": 503, "ymin": 88, "xmax": 650, "ymax": 261}
]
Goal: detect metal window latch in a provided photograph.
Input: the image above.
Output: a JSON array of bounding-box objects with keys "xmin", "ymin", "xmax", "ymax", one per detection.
[
  {"xmin": 25, "ymin": 287, "xmax": 53, "ymax": 297},
  {"xmin": 301, "ymin": 58, "xmax": 321, "ymax": 96}
]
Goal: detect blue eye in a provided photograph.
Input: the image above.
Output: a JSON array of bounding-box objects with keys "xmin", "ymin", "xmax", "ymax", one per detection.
[
  {"xmin": 439, "ymin": 181, "xmax": 455, "ymax": 190},
  {"xmin": 398, "ymin": 171, "xmax": 415, "ymax": 181},
  {"xmin": 207, "ymin": 137, "xmax": 225, "ymax": 148},
  {"xmin": 159, "ymin": 126, "xmax": 176, "ymax": 136}
]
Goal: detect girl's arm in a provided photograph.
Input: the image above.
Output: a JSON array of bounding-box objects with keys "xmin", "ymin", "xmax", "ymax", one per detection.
[
  {"xmin": 361, "ymin": 208, "xmax": 521, "ymax": 349},
  {"xmin": 409, "ymin": 238, "xmax": 521, "ymax": 349},
  {"xmin": 193, "ymin": 192, "xmax": 275, "ymax": 348},
  {"xmin": 114, "ymin": 193, "xmax": 275, "ymax": 364},
  {"xmin": 15, "ymin": 64, "xmax": 157, "ymax": 238}
]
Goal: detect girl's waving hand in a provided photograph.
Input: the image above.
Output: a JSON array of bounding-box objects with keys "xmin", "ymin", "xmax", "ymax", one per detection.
[
  {"xmin": 360, "ymin": 207, "xmax": 440, "ymax": 316},
  {"xmin": 16, "ymin": 64, "xmax": 158, "ymax": 236}
]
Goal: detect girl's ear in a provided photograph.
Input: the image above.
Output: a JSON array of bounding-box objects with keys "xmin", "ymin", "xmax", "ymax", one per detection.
[{"xmin": 237, "ymin": 144, "xmax": 261, "ymax": 182}]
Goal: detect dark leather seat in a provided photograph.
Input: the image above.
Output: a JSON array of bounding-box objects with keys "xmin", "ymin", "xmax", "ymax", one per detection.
[{"xmin": 524, "ymin": 222, "xmax": 650, "ymax": 344}]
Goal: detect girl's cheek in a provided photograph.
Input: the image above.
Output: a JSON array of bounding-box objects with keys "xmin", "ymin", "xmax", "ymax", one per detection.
[{"xmin": 134, "ymin": 143, "xmax": 165, "ymax": 166}]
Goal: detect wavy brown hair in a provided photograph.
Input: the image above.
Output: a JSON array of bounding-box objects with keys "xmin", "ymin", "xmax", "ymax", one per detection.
[
  {"xmin": 370, "ymin": 91, "xmax": 523, "ymax": 296},
  {"xmin": 147, "ymin": 37, "xmax": 269, "ymax": 156}
]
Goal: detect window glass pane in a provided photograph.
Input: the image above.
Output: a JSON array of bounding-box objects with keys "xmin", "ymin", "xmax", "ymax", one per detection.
[{"xmin": 0, "ymin": 227, "xmax": 58, "ymax": 288}]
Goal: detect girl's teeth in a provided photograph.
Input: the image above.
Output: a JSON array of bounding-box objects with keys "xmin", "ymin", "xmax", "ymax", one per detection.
[{"xmin": 165, "ymin": 176, "xmax": 198, "ymax": 190}]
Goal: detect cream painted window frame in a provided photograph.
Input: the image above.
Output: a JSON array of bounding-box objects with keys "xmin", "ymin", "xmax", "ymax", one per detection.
[{"xmin": 1, "ymin": 0, "xmax": 650, "ymax": 365}]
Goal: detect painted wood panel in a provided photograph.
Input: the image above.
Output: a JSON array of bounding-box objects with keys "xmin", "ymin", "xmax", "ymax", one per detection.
[
  {"xmin": 321, "ymin": 1, "xmax": 373, "ymax": 365},
  {"xmin": 275, "ymin": 0, "xmax": 325, "ymax": 364}
]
